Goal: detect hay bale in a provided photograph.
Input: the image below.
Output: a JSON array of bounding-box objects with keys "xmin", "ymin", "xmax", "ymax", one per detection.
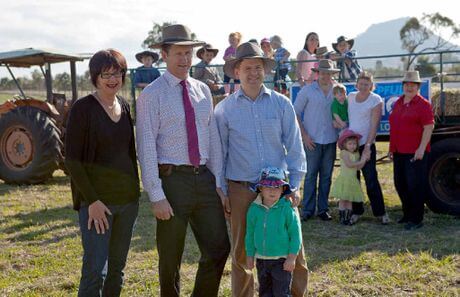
[{"xmin": 431, "ymin": 89, "xmax": 460, "ymax": 116}]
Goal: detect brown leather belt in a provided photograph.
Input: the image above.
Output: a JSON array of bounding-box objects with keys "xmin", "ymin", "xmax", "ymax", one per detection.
[
  {"xmin": 228, "ymin": 180, "xmax": 252, "ymax": 187},
  {"xmin": 159, "ymin": 164, "xmax": 207, "ymax": 176}
]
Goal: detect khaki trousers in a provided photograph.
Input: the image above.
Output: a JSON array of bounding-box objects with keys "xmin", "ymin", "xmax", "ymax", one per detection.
[{"xmin": 228, "ymin": 181, "xmax": 309, "ymax": 297}]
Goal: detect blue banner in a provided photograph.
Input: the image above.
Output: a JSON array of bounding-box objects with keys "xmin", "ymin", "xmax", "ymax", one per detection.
[{"xmin": 290, "ymin": 80, "xmax": 430, "ymax": 135}]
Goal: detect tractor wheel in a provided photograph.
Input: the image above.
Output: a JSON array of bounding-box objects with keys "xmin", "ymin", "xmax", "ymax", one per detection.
[
  {"xmin": 426, "ymin": 138, "xmax": 460, "ymax": 215},
  {"xmin": 0, "ymin": 106, "xmax": 62, "ymax": 184}
]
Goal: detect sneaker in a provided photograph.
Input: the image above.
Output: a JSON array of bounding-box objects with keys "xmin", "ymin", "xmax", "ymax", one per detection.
[
  {"xmin": 349, "ymin": 214, "xmax": 360, "ymax": 225},
  {"xmin": 404, "ymin": 222, "xmax": 423, "ymax": 230},
  {"xmin": 318, "ymin": 212, "xmax": 332, "ymax": 221},
  {"xmin": 380, "ymin": 213, "xmax": 391, "ymax": 225}
]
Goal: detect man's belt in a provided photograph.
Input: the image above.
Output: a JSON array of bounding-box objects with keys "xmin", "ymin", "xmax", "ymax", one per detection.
[{"xmin": 158, "ymin": 164, "xmax": 207, "ymax": 177}]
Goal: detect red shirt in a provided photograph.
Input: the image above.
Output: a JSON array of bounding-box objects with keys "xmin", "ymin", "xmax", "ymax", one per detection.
[{"xmin": 389, "ymin": 94, "xmax": 434, "ymax": 153}]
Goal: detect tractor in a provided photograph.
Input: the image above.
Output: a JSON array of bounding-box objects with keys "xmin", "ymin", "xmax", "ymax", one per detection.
[{"xmin": 0, "ymin": 48, "xmax": 85, "ymax": 184}]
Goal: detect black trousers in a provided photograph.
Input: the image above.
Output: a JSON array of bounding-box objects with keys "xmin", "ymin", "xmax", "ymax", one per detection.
[
  {"xmin": 352, "ymin": 144, "xmax": 386, "ymax": 217},
  {"xmin": 393, "ymin": 153, "xmax": 429, "ymax": 224},
  {"xmin": 157, "ymin": 168, "xmax": 230, "ymax": 297}
]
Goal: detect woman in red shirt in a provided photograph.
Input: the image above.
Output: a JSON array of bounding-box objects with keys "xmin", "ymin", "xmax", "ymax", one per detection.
[{"xmin": 389, "ymin": 71, "xmax": 434, "ymax": 230}]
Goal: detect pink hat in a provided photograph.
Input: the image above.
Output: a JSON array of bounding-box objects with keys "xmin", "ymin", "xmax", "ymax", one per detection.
[
  {"xmin": 337, "ymin": 129, "xmax": 362, "ymax": 150},
  {"xmin": 260, "ymin": 37, "xmax": 270, "ymax": 44}
]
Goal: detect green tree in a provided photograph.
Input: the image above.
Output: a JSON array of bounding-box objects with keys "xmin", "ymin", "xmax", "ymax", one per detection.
[
  {"xmin": 400, "ymin": 13, "xmax": 460, "ymax": 70},
  {"xmin": 54, "ymin": 72, "xmax": 71, "ymax": 91},
  {"xmin": 415, "ymin": 56, "xmax": 437, "ymax": 78}
]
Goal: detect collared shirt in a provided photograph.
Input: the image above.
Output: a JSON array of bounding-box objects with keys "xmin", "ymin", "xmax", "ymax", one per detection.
[
  {"xmin": 214, "ymin": 86, "xmax": 306, "ymax": 193},
  {"xmin": 293, "ymin": 81, "xmax": 338, "ymax": 144},
  {"xmin": 193, "ymin": 60, "xmax": 222, "ymax": 85},
  {"xmin": 136, "ymin": 70, "xmax": 223, "ymax": 202},
  {"xmin": 389, "ymin": 94, "xmax": 434, "ymax": 154},
  {"xmin": 133, "ymin": 66, "xmax": 161, "ymax": 86},
  {"xmin": 274, "ymin": 47, "xmax": 291, "ymax": 71}
]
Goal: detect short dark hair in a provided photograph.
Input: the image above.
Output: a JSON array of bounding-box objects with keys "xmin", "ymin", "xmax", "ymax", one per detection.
[
  {"xmin": 89, "ymin": 49, "xmax": 127, "ymax": 87},
  {"xmin": 161, "ymin": 44, "xmax": 172, "ymax": 54}
]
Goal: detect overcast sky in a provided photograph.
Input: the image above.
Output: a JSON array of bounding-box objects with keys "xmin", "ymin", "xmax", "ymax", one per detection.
[{"xmin": 1, "ymin": 0, "xmax": 459, "ymax": 78}]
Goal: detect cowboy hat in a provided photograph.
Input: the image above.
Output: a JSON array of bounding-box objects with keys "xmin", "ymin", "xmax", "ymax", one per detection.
[
  {"xmin": 196, "ymin": 44, "xmax": 219, "ymax": 59},
  {"xmin": 311, "ymin": 59, "xmax": 340, "ymax": 73},
  {"xmin": 149, "ymin": 24, "xmax": 205, "ymax": 49},
  {"xmin": 135, "ymin": 50, "xmax": 159, "ymax": 63},
  {"xmin": 332, "ymin": 36, "xmax": 355, "ymax": 53},
  {"xmin": 337, "ymin": 129, "xmax": 362, "ymax": 150},
  {"xmin": 223, "ymin": 42, "xmax": 276, "ymax": 79},
  {"xmin": 315, "ymin": 46, "xmax": 331, "ymax": 57},
  {"xmin": 402, "ymin": 70, "xmax": 422, "ymax": 83}
]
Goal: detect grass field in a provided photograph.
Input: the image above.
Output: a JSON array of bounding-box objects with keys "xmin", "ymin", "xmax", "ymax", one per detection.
[{"xmin": 0, "ymin": 143, "xmax": 459, "ymax": 296}]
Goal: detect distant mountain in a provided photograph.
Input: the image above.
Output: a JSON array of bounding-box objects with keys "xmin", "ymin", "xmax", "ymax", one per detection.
[{"xmin": 352, "ymin": 17, "xmax": 460, "ymax": 68}]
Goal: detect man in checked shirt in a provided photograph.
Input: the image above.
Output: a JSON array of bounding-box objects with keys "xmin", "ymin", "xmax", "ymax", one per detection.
[
  {"xmin": 215, "ymin": 42, "xmax": 309, "ymax": 297},
  {"xmin": 136, "ymin": 24, "xmax": 230, "ymax": 297}
]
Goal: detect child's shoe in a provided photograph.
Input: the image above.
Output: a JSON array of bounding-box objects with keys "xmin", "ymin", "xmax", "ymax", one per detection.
[
  {"xmin": 380, "ymin": 213, "xmax": 391, "ymax": 225},
  {"xmin": 344, "ymin": 209, "xmax": 352, "ymax": 225},
  {"xmin": 349, "ymin": 214, "xmax": 360, "ymax": 225}
]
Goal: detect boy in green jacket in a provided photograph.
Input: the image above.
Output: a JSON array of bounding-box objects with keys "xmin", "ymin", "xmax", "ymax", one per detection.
[{"xmin": 245, "ymin": 167, "xmax": 303, "ymax": 296}]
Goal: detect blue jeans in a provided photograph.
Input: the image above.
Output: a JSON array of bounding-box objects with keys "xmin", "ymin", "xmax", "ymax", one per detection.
[
  {"xmin": 302, "ymin": 142, "xmax": 336, "ymax": 217},
  {"xmin": 256, "ymin": 258, "xmax": 292, "ymax": 297},
  {"xmin": 78, "ymin": 201, "xmax": 139, "ymax": 297}
]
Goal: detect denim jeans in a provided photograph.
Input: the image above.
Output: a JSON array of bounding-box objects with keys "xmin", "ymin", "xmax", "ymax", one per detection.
[
  {"xmin": 301, "ymin": 142, "xmax": 336, "ymax": 217},
  {"xmin": 78, "ymin": 201, "xmax": 139, "ymax": 297},
  {"xmin": 393, "ymin": 153, "xmax": 429, "ymax": 224},
  {"xmin": 352, "ymin": 144, "xmax": 386, "ymax": 217},
  {"xmin": 157, "ymin": 168, "xmax": 230, "ymax": 297},
  {"xmin": 256, "ymin": 258, "xmax": 292, "ymax": 297}
]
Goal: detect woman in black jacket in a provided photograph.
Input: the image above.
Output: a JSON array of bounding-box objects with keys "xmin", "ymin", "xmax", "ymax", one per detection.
[{"xmin": 65, "ymin": 49, "xmax": 140, "ymax": 297}]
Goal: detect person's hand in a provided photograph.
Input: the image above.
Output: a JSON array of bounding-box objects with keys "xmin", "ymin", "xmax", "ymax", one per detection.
[
  {"xmin": 363, "ymin": 145, "xmax": 371, "ymax": 161},
  {"xmin": 246, "ymin": 257, "xmax": 255, "ymax": 270},
  {"xmin": 302, "ymin": 133, "xmax": 316, "ymax": 151},
  {"xmin": 286, "ymin": 190, "xmax": 301, "ymax": 207},
  {"xmin": 332, "ymin": 120, "xmax": 340, "ymax": 129},
  {"xmin": 283, "ymin": 257, "xmax": 296, "ymax": 272},
  {"xmin": 216, "ymin": 188, "xmax": 231, "ymax": 219},
  {"xmin": 414, "ymin": 147, "xmax": 425, "ymax": 161},
  {"xmin": 88, "ymin": 200, "xmax": 112, "ymax": 234},
  {"xmin": 151, "ymin": 199, "xmax": 174, "ymax": 220},
  {"xmin": 209, "ymin": 83, "xmax": 220, "ymax": 91}
]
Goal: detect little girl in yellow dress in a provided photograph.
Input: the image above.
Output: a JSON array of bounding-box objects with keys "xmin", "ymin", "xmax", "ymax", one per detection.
[{"xmin": 331, "ymin": 129, "xmax": 370, "ymax": 225}]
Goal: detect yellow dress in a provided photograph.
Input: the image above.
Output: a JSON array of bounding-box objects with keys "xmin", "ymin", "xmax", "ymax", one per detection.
[{"xmin": 330, "ymin": 151, "xmax": 365, "ymax": 202}]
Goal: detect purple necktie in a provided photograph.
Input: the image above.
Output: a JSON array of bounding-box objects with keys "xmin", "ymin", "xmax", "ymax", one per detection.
[{"xmin": 180, "ymin": 80, "xmax": 200, "ymax": 167}]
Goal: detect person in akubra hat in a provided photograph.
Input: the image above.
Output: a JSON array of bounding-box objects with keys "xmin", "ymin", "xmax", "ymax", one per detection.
[
  {"xmin": 133, "ymin": 50, "xmax": 160, "ymax": 89},
  {"xmin": 389, "ymin": 70, "xmax": 434, "ymax": 231},
  {"xmin": 136, "ymin": 24, "xmax": 230, "ymax": 297},
  {"xmin": 331, "ymin": 35, "xmax": 362, "ymax": 82},
  {"xmin": 215, "ymin": 42, "xmax": 308, "ymax": 297},
  {"xmin": 293, "ymin": 59, "xmax": 340, "ymax": 223},
  {"xmin": 192, "ymin": 43, "xmax": 225, "ymax": 96}
]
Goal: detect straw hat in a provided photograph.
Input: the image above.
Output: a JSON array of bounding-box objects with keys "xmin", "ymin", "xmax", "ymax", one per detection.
[
  {"xmin": 311, "ymin": 59, "xmax": 340, "ymax": 73},
  {"xmin": 332, "ymin": 36, "xmax": 355, "ymax": 53},
  {"xmin": 135, "ymin": 50, "xmax": 159, "ymax": 63},
  {"xmin": 149, "ymin": 24, "xmax": 205, "ymax": 49},
  {"xmin": 337, "ymin": 129, "xmax": 362, "ymax": 150},
  {"xmin": 402, "ymin": 71, "xmax": 422, "ymax": 83},
  {"xmin": 223, "ymin": 42, "xmax": 276, "ymax": 79},
  {"xmin": 196, "ymin": 44, "xmax": 219, "ymax": 59}
]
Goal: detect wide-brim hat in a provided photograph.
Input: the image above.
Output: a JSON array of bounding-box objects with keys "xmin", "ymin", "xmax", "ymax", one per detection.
[
  {"xmin": 337, "ymin": 129, "xmax": 362, "ymax": 150},
  {"xmin": 402, "ymin": 70, "xmax": 422, "ymax": 83},
  {"xmin": 149, "ymin": 24, "xmax": 205, "ymax": 49},
  {"xmin": 311, "ymin": 59, "xmax": 340, "ymax": 73},
  {"xmin": 135, "ymin": 50, "xmax": 159, "ymax": 63},
  {"xmin": 250, "ymin": 167, "xmax": 292, "ymax": 195},
  {"xmin": 223, "ymin": 42, "xmax": 276, "ymax": 79},
  {"xmin": 332, "ymin": 36, "xmax": 354, "ymax": 53},
  {"xmin": 196, "ymin": 44, "xmax": 219, "ymax": 59},
  {"xmin": 315, "ymin": 46, "xmax": 331, "ymax": 57}
]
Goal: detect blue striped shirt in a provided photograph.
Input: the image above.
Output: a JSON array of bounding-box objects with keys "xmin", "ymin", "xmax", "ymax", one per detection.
[
  {"xmin": 214, "ymin": 86, "xmax": 306, "ymax": 193},
  {"xmin": 293, "ymin": 81, "xmax": 338, "ymax": 144}
]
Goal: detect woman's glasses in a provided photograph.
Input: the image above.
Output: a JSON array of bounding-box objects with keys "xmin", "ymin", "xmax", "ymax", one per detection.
[{"xmin": 100, "ymin": 71, "xmax": 124, "ymax": 79}]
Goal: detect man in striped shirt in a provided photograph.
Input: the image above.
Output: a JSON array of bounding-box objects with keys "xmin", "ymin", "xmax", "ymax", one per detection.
[{"xmin": 136, "ymin": 24, "xmax": 230, "ymax": 297}]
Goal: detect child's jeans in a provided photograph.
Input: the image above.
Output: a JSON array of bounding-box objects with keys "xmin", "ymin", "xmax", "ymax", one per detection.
[{"xmin": 256, "ymin": 258, "xmax": 292, "ymax": 297}]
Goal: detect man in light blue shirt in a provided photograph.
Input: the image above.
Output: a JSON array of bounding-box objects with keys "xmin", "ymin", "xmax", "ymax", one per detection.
[
  {"xmin": 215, "ymin": 42, "xmax": 308, "ymax": 297},
  {"xmin": 293, "ymin": 59, "xmax": 340, "ymax": 221}
]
